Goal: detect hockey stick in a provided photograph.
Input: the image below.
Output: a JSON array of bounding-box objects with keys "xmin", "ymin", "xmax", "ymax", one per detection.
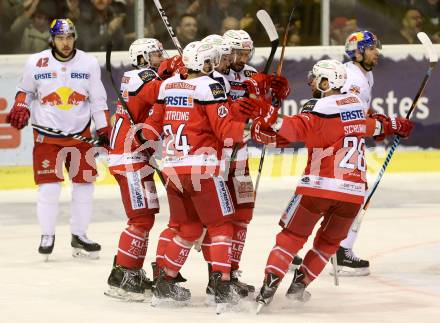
[
  {"xmin": 254, "ymin": 8, "xmax": 292, "ymax": 197},
  {"xmin": 350, "ymin": 32, "xmax": 438, "ymax": 234},
  {"xmin": 105, "ymin": 41, "xmax": 165, "ymax": 185},
  {"xmin": 32, "ymin": 123, "xmax": 101, "ymax": 145},
  {"xmin": 152, "ymin": 0, "xmax": 183, "ymax": 54}
]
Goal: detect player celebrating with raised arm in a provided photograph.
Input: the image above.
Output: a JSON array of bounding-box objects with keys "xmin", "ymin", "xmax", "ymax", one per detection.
[
  {"xmin": 105, "ymin": 38, "xmax": 170, "ymax": 301},
  {"xmin": 142, "ymin": 41, "xmax": 263, "ymax": 310},
  {"xmin": 250, "ymin": 60, "xmax": 413, "ymax": 312},
  {"xmin": 6, "ymin": 19, "xmax": 110, "ymax": 261},
  {"xmin": 335, "ymin": 30, "xmax": 381, "ymax": 275}
]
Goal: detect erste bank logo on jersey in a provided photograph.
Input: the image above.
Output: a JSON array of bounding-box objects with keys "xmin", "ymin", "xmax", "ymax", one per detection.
[{"xmin": 165, "ymin": 95, "xmax": 194, "ymax": 108}]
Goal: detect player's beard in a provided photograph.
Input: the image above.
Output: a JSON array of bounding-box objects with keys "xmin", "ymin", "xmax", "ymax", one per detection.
[{"xmin": 53, "ymin": 43, "xmax": 75, "ymax": 60}]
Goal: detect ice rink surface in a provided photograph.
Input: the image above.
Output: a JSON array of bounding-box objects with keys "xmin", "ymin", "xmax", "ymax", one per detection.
[{"xmin": 1, "ymin": 173, "xmax": 439, "ymax": 322}]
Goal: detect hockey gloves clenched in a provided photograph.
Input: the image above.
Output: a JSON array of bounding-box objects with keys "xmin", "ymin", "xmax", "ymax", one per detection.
[
  {"xmin": 370, "ymin": 113, "xmax": 414, "ymax": 141},
  {"xmin": 230, "ymin": 97, "xmax": 275, "ymax": 122},
  {"xmin": 251, "ymin": 118, "xmax": 277, "ymax": 145},
  {"xmin": 96, "ymin": 126, "xmax": 111, "ymax": 149},
  {"xmin": 7, "ymin": 93, "xmax": 30, "ymax": 130},
  {"xmin": 158, "ymin": 55, "xmax": 188, "ymax": 80},
  {"xmin": 271, "ymin": 76, "xmax": 290, "ymax": 103},
  {"xmin": 244, "ymin": 73, "xmax": 273, "ymax": 97}
]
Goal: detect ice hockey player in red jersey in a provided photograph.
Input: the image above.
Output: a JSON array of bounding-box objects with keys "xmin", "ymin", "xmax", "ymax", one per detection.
[
  {"xmin": 142, "ymin": 40, "xmax": 262, "ymax": 310},
  {"xmin": 105, "ymin": 38, "xmax": 170, "ymax": 301},
  {"xmin": 250, "ymin": 59, "xmax": 414, "ymax": 312},
  {"xmin": 6, "ymin": 19, "xmax": 109, "ymax": 261}
]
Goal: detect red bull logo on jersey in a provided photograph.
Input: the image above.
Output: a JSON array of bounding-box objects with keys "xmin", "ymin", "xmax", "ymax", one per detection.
[
  {"xmin": 165, "ymin": 95, "xmax": 194, "ymax": 108},
  {"xmin": 41, "ymin": 86, "xmax": 87, "ymax": 110}
]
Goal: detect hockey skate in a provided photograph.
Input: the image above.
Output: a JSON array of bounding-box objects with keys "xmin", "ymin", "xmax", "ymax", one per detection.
[
  {"xmin": 105, "ymin": 257, "xmax": 153, "ymax": 302},
  {"xmin": 256, "ymin": 273, "xmax": 281, "ymax": 314},
  {"xmin": 38, "ymin": 235, "xmax": 55, "ymax": 262},
  {"xmin": 286, "ymin": 269, "xmax": 311, "ymax": 302},
  {"xmin": 71, "ymin": 234, "xmax": 101, "ymax": 259},
  {"xmin": 210, "ymin": 271, "xmax": 240, "ymax": 315},
  {"xmin": 151, "ymin": 262, "xmax": 187, "ymax": 289},
  {"xmin": 330, "ymin": 247, "xmax": 370, "ymax": 276},
  {"xmin": 231, "ymin": 270, "xmax": 255, "ymax": 297},
  {"xmin": 151, "ymin": 269, "xmax": 191, "ymax": 307},
  {"xmin": 288, "ymin": 255, "xmax": 303, "ymax": 271}
]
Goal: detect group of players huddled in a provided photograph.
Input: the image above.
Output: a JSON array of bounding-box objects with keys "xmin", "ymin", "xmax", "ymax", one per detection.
[{"xmin": 6, "ymin": 19, "xmax": 414, "ymax": 313}]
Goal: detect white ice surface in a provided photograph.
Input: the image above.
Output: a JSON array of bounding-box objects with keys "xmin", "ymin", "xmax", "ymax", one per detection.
[{"xmin": 0, "ymin": 173, "xmax": 439, "ymax": 322}]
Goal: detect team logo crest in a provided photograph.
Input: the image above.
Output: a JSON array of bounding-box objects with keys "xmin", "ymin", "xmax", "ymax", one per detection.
[{"xmin": 217, "ymin": 105, "xmax": 228, "ymax": 118}]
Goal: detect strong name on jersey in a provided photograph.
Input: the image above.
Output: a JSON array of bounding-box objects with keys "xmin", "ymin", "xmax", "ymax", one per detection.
[
  {"xmin": 18, "ymin": 49, "xmax": 107, "ymax": 138},
  {"xmin": 341, "ymin": 61, "xmax": 374, "ymax": 111},
  {"xmin": 108, "ymin": 68, "xmax": 161, "ymax": 173},
  {"xmin": 278, "ymin": 93, "xmax": 373, "ymax": 204},
  {"xmin": 144, "ymin": 74, "xmax": 245, "ymax": 175}
]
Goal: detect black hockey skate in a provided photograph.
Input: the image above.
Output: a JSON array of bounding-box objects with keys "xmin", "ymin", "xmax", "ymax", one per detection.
[
  {"xmin": 71, "ymin": 234, "xmax": 101, "ymax": 259},
  {"xmin": 151, "ymin": 262, "xmax": 187, "ymax": 289},
  {"xmin": 231, "ymin": 270, "xmax": 255, "ymax": 297},
  {"xmin": 331, "ymin": 247, "xmax": 370, "ymax": 276},
  {"xmin": 210, "ymin": 271, "xmax": 240, "ymax": 314},
  {"xmin": 105, "ymin": 257, "xmax": 153, "ymax": 302},
  {"xmin": 151, "ymin": 269, "xmax": 191, "ymax": 306},
  {"xmin": 286, "ymin": 268, "xmax": 311, "ymax": 302},
  {"xmin": 256, "ymin": 273, "xmax": 281, "ymax": 314},
  {"xmin": 289, "ymin": 255, "xmax": 303, "ymax": 271},
  {"xmin": 38, "ymin": 235, "xmax": 55, "ymax": 261}
]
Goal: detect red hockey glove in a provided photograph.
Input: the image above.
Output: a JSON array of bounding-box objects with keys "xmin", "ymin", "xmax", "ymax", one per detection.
[
  {"xmin": 251, "ymin": 117, "xmax": 277, "ymax": 145},
  {"xmin": 258, "ymin": 104, "xmax": 280, "ymax": 129},
  {"xmin": 244, "ymin": 72, "xmax": 273, "ymax": 97},
  {"xmin": 382, "ymin": 116, "xmax": 414, "ymax": 139},
  {"xmin": 158, "ymin": 55, "xmax": 185, "ymax": 80},
  {"xmin": 271, "ymin": 76, "xmax": 290, "ymax": 103},
  {"xmin": 96, "ymin": 126, "xmax": 111, "ymax": 149},
  {"xmin": 230, "ymin": 96, "xmax": 273, "ymax": 121},
  {"xmin": 6, "ymin": 93, "xmax": 30, "ymax": 130}
]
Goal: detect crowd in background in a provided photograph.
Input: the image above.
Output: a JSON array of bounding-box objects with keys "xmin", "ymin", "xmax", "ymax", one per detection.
[{"xmin": 0, "ymin": 0, "xmax": 439, "ymax": 55}]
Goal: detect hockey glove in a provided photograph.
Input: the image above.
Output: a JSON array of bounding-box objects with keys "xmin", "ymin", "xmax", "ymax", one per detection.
[
  {"xmin": 7, "ymin": 92, "xmax": 30, "ymax": 130},
  {"xmin": 370, "ymin": 113, "xmax": 414, "ymax": 141},
  {"xmin": 96, "ymin": 126, "xmax": 111, "ymax": 149},
  {"xmin": 251, "ymin": 117, "xmax": 277, "ymax": 145},
  {"xmin": 243, "ymin": 72, "xmax": 273, "ymax": 97},
  {"xmin": 271, "ymin": 76, "xmax": 291, "ymax": 104},
  {"xmin": 158, "ymin": 55, "xmax": 186, "ymax": 80}
]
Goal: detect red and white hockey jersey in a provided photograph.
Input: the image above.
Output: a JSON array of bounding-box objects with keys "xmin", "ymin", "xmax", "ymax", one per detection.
[
  {"xmin": 277, "ymin": 93, "xmax": 376, "ymax": 204},
  {"xmin": 341, "ymin": 61, "xmax": 374, "ymax": 111},
  {"xmin": 223, "ymin": 64, "xmax": 257, "ymax": 100},
  {"xmin": 143, "ymin": 74, "xmax": 245, "ymax": 175},
  {"xmin": 107, "ymin": 68, "xmax": 161, "ymax": 173}
]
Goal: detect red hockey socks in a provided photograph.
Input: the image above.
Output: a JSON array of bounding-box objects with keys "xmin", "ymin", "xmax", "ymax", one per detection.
[
  {"xmin": 116, "ymin": 226, "xmax": 147, "ymax": 269},
  {"xmin": 156, "ymin": 227, "xmax": 177, "ymax": 267},
  {"xmin": 231, "ymin": 222, "xmax": 247, "ymax": 271},
  {"xmin": 162, "ymin": 236, "xmax": 191, "ymax": 274},
  {"xmin": 300, "ymin": 248, "xmax": 330, "ymax": 285},
  {"xmin": 208, "ymin": 223, "xmax": 233, "ymax": 278}
]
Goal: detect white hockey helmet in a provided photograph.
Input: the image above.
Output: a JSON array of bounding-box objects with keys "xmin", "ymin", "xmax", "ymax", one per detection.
[
  {"xmin": 129, "ymin": 38, "xmax": 166, "ymax": 67},
  {"xmin": 182, "ymin": 41, "xmax": 220, "ymax": 74},
  {"xmin": 201, "ymin": 34, "xmax": 232, "ymax": 56},
  {"xmin": 310, "ymin": 59, "xmax": 347, "ymax": 92},
  {"xmin": 223, "ymin": 30, "xmax": 254, "ymax": 51}
]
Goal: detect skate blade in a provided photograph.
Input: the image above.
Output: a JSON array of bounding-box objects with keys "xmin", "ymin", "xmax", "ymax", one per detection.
[
  {"xmin": 330, "ymin": 267, "xmax": 370, "ymax": 277},
  {"xmin": 286, "ymin": 291, "xmax": 311, "ymax": 303},
  {"xmin": 256, "ymin": 302, "xmax": 265, "ymax": 314},
  {"xmin": 104, "ymin": 286, "xmax": 150, "ymax": 302},
  {"xmin": 150, "ymin": 295, "xmax": 190, "ymax": 308},
  {"xmin": 72, "ymin": 248, "xmax": 100, "ymax": 260}
]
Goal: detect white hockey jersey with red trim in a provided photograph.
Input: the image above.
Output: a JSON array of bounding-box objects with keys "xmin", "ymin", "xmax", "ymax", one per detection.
[
  {"xmin": 18, "ymin": 49, "xmax": 107, "ymax": 137},
  {"xmin": 341, "ymin": 61, "xmax": 374, "ymax": 111},
  {"xmin": 223, "ymin": 64, "xmax": 257, "ymax": 100},
  {"xmin": 107, "ymin": 67, "xmax": 161, "ymax": 173},
  {"xmin": 277, "ymin": 93, "xmax": 375, "ymax": 204},
  {"xmin": 143, "ymin": 74, "xmax": 245, "ymax": 175}
]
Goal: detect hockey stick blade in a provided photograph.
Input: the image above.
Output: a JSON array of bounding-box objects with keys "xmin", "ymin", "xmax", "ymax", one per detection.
[
  {"xmin": 257, "ymin": 10, "xmax": 279, "ymax": 74},
  {"xmin": 417, "ymin": 32, "xmax": 438, "ymax": 63}
]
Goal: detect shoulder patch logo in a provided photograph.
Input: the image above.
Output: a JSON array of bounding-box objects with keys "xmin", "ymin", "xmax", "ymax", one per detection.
[
  {"xmin": 209, "ymin": 83, "xmax": 226, "ymax": 99},
  {"xmin": 138, "ymin": 69, "xmax": 156, "ymax": 83},
  {"xmin": 244, "ymin": 70, "xmax": 256, "ymax": 78},
  {"xmin": 349, "ymin": 85, "xmax": 361, "ymax": 95},
  {"xmin": 217, "ymin": 105, "xmax": 229, "ymax": 118},
  {"xmin": 301, "ymin": 99, "xmax": 318, "ymax": 113}
]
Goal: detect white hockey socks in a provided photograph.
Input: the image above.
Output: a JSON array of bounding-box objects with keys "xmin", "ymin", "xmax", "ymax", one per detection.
[
  {"xmin": 70, "ymin": 183, "xmax": 94, "ymax": 236},
  {"xmin": 37, "ymin": 183, "xmax": 62, "ymax": 235}
]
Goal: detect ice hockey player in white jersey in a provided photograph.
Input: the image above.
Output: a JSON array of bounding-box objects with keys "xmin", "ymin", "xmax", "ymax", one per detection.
[
  {"xmin": 337, "ymin": 30, "xmax": 382, "ymax": 275},
  {"xmin": 6, "ymin": 19, "xmax": 110, "ymax": 260}
]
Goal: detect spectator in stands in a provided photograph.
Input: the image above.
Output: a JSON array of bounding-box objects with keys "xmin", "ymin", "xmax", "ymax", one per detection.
[
  {"xmin": 176, "ymin": 13, "xmax": 198, "ymax": 47},
  {"xmin": 76, "ymin": 0, "xmax": 125, "ymax": 51},
  {"xmin": 10, "ymin": 0, "xmax": 53, "ymax": 53},
  {"xmin": 395, "ymin": 7, "xmax": 424, "ymax": 44},
  {"xmin": 330, "ymin": 16, "xmax": 359, "ymax": 45},
  {"xmin": 221, "ymin": 16, "xmax": 240, "ymax": 35}
]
